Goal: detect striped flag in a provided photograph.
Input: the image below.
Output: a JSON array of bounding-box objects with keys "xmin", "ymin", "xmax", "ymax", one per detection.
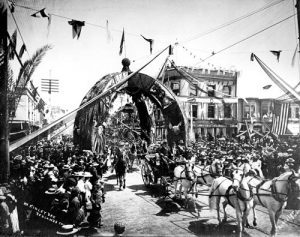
[{"xmin": 271, "ymin": 102, "xmax": 290, "ymax": 135}]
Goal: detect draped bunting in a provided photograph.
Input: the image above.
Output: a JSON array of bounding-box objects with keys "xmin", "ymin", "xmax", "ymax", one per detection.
[
  {"xmin": 263, "ymin": 84, "xmax": 272, "ymax": 89},
  {"xmin": 31, "ymin": 8, "xmax": 52, "ymax": 37},
  {"xmin": 251, "ymin": 53, "xmax": 300, "ymax": 101}
]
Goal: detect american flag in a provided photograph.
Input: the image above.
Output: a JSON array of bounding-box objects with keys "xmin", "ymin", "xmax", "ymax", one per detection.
[{"xmin": 271, "ymin": 102, "xmax": 290, "ymax": 136}]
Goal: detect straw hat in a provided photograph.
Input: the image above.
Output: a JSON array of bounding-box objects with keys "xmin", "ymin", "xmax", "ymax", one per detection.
[
  {"xmin": 45, "ymin": 187, "xmax": 57, "ymax": 195},
  {"xmin": 56, "ymin": 225, "xmax": 79, "ymax": 236}
]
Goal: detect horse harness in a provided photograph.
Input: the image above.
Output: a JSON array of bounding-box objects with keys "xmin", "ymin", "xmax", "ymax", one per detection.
[{"xmin": 255, "ymin": 172, "xmax": 296, "ymax": 208}]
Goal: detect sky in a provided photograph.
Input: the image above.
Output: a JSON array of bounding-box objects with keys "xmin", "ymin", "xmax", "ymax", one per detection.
[{"xmin": 7, "ymin": 0, "xmax": 300, "ymax": 110}]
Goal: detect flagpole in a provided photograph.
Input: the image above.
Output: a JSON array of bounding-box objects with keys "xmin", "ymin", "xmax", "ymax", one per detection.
[{"xmin": 0, "ymin": 2, "xmax": 9, "ymax": 182}]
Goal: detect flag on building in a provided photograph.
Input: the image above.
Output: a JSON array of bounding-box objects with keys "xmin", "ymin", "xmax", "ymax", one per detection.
[
  {"xmin": 119, "ymin": 28, "xmax": 125, "ymax": 55},
  {"xmin": 271, "ymin": 102, "xmax": 290, "ymax": 135}
]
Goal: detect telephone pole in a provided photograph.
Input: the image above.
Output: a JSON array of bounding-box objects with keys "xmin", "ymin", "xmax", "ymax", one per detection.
[{"xmin": 0, "ymin": 2, "xmax": 10, "ymax": 183}]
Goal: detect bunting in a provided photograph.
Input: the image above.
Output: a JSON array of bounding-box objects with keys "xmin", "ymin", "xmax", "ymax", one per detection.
[
  {"xmin": 141, "ymin": 35, "xmax": 154, "ymax": 54},
  {"xmin": 263, "ymin": 84, "xmax": 272, "ymax": 90},
  {"xmin": 119, "ymin": 28, "xmax": 125, "ymax": 55},
  {"xmin": 31, "ymin": 8, "xmax": 51, "ymax": 36},
  {"xmin": 18, "ymin": 44, "xmax": 26, "ymax": 59},
  {"xmin": 8, "ymin": 0, "xmax": 15, "ymax": 13},
  {"xmin": 68, "ymin": 20, "xmax": 85, "ymax": 39},
  {"xmin": 8, "ymin": 30, "xmax": 17, "ymax": 60},
  {"xmin": 270, "ymin": 50, "xmax": 281, "ymax": 62},
  {"xmin": 106, "ymin": 20, "xmax": 113, "ymax": 43}
]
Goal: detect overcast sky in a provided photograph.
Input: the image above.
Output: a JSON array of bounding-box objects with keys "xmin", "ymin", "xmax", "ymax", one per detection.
[{"xmin": 7, "ymin": 0, "xmax": 300, "ymax": 110}]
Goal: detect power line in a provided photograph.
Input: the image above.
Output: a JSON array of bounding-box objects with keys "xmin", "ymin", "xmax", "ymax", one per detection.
[
  {"xmin": 181, "ymin": 0, "xmax": 287, "ymax": 44},
  {"xmin": 195, "ymin": 14, "xmax": 295, "ymax": 65}
]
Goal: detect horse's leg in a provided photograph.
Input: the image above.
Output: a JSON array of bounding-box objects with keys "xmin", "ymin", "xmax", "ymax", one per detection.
[
  {"xmin": 222, "ymin": 199, "xmax": 228, "ymax": 223},
  {"xmin": 252, "ymin": 203, "xmax": 257, "ymax": 227},
  {"xmin": 242, "ymin": 204, "xmax": 251, "ymax": 231},
  {"xmin": 268, "ymin": 208, "xmax": 277, "ymax": 237},
  {"xmin": 123, "ymin": 173, "xmax": 126, "ymax": 189},
  {"xmin": 216, "ymin": 196, "xmax": 222, "ymax": 224},
  {"xmin": 235, "ymin": 204, "xmax": 243, "ymax": 237}
]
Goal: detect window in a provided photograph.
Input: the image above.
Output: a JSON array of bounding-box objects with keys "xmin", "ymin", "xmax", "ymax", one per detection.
[
  {"xmin": 222, "ymin": 86, "xmax": 231, "ymax": 97},
  {"xmin": 192, "ymin": 105, "xmax": 198, "ymax": 118},
  {"xmin": 250, "ymin": 104, "xmax": 256, "ymax": 117},
  {"xmin": 171, "ymin": 82, "xmax": 180, "ymax": 95},
  {"xmin": 296, "ymin": 107, "xmax": 300, "ymax": 119},
  {"xmin": 207, "ymin": 85, "xmax": 215, "ymax": 97},
  {"xmin": 224, "ymin": 104, "xmax": 231, "ymax": 118},
  {"xmin": 261, "ymin": 101, "xmax": 269, "ymax": 118},
  {"xmin": 190, "ymin": 84, "xmax": 198, "ymax": 96},
  {"xmin": 208, "ymin": 104, "xmax": 215, "ymax": 118},
  {"xmin": 244, "ymin": 105, "xmax": 250, "ymax": 118}
]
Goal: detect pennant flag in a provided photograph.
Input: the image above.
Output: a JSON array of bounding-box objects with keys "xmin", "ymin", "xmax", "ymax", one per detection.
[
  {"xmin": 270, "ymin": 50, "xmax": 281, "ymax": 62},
  {"xmin": 291, "ymin": 44, "xmax": 298, "ymax": 67},
  {"xmin": 8, "ymin": 30, "xmax": 17, "ymax": 60},
  {"xmin": 250, "ymin": 53, "xmax": 254, "ymax": 61},
  {"xmin": 68, "ymin": 20, "xmax": 85, "ymax": 39},
  {"xmin": 119, "ymin": 28, "xmax": 125, "ymax": 55},
  {"xmin": 271, "ymin": 102, "xmax": 290, "ymax": 136},
  {"xmin": 8, "ymin": 0, "xmax": 15, "ymax": 13},
  {"xmin": 169, "ymin": 45, "xmax": 173, "ymax": 55},
  {"xmin": 106, "ymin": 20, "xmax": 113, "ymax": 43},
  {"xmin": 141, "ymin": 35, "xmax": 154, "ymax": 54},
  {"xmin": 31, "ymin": 8, "xmax": 49, "ymax": 18},
  {"xmin": 18, "ymin": 44, "xmax": 26, "ymax": 59},
  {"xmin": 263, "ymin": 84, "xmax": 272, "ymax": 89}
]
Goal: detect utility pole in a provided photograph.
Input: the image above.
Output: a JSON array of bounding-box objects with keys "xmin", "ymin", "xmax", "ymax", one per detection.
[{"xmin": 0, "ymin": 2, "xmax": 10, "ymax": 183}]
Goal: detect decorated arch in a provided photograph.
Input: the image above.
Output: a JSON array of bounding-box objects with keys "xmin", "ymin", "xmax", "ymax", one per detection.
[{"xmin": 73, "ymin": 71, "xmax": 187, "ymax": 150}]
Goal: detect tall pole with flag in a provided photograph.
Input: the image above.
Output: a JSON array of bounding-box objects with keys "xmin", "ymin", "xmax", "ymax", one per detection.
[{"xmin": 0, "ymin": 1, "xmax": 9, "ymax": 182}]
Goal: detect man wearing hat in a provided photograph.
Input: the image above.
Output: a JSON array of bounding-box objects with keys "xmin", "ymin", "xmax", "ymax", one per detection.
[{"xmin": 283, "ymin": 158, "xmax": 295, "ymax": 173}]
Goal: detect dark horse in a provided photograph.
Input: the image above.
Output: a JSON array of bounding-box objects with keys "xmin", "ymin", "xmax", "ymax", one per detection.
[
  {"xmin": 112, "ymin": 146, "xmax": 128, "ymax": 190},
  {"xmin": 115, "ymin": 155, "xmax": 128, "ymax": 190}
]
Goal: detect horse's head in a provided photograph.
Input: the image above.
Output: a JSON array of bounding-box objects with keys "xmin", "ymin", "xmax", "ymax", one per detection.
[
  {"xmin": 210, "ymin": 160, "xmax": 223, "ymax": 176},
  {"xmin": 231, "ymin": 168, "xmax": 244, "ymax": 191}
]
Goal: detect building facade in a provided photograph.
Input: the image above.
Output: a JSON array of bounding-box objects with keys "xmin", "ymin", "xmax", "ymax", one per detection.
[
  {"xmin": 238, "ymin": 98, "xmax": 300, "ymax": 136},
  {"xmin": 155, "ymin": 66, "xmax": 239, "ymax": 143},
  {"xmin": 9, "ymin": 81, "xmax": 46, "ymax": 142}
]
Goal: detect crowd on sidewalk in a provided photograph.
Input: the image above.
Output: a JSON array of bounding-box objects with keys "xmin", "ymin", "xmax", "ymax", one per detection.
[{"xmin": 1, "ymin": 132, "xmax": 300, "ymax": 236}]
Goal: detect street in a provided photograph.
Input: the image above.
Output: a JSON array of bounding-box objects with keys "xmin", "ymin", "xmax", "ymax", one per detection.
[{"xmin": 97, "ymin": 164, "xmax": 300, "ymax": 237}]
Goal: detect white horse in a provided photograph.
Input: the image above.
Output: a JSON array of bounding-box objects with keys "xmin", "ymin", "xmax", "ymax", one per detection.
[
  {"xmin": 209, "ymin": 168, "xmax": 248, "ymax": 237},
  {"xmin": 194, "ymin": 161, "xmax": 223, "ymax": 188},
  {"xmin": 247, "ymin": 171, "xmax": 300, "ymax": 236}
]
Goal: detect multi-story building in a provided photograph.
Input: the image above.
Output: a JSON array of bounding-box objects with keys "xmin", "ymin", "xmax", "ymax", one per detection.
[
  {"xmin": 238, "ymin": 98, "xmax": 300, "ymax": 135},
  {"xmin": 156, "ymin": 66, "xmax": 239, "ymax": 142},
  {"xmin": 9, "ymin": 81, "xmax": 46, "ymax": 142}
]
